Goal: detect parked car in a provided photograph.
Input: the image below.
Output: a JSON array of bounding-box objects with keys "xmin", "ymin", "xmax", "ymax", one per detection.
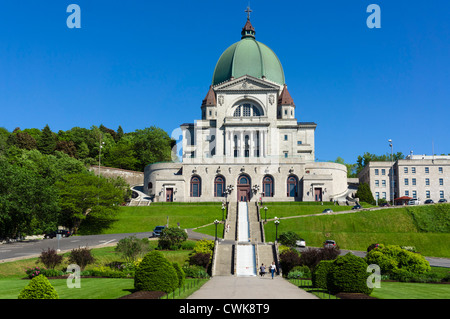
[
  {"xmin": 424, "ymin": 199, "xmax": 434, "ymax": 204},
  {"xmin": 152, "ymin": 226, "xmax": 166, "ymax": 237},
  {"xmin": 323, "ymin": 240, "xmax": 336, "ymax": 248},
  {"xmin": 295, "ymin": 238, "xmax": 306, "ymax": 247},
  {"xmin": 438, "ymin": 199, "xmax": 447, "ymax": 203},
  {"xmin": 44, "ymin": 229, "xmax": 71, "ymax": 239},
  {"xmin": 408, "ymin": 199, "xmax": 420, "ymax": 205},
  {"xmin": 351, "ymin": 204, "xmax": 362, "ymax": 210},
  {"xmin": 322, "ymin": 209, "xmax": 333, "ymax": 214}
]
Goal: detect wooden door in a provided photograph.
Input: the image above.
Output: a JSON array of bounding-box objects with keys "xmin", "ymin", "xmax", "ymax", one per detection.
[{"xmin": 166, "ymin": 188, "xmax": 173, "ymax": 202}]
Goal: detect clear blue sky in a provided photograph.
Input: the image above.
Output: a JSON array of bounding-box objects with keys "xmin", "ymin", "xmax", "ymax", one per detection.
[{"xmin": 0, "ymin": 1, "xmax": 449, "ymax": 164}]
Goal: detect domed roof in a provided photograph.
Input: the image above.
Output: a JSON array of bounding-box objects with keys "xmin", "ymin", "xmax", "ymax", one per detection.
[{"xmin": 212, "ymin": 19, "xmax": 285, "ymax": 86}]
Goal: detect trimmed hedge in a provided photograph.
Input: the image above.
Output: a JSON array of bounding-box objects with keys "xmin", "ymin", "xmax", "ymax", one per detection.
[
  {"xmin": 18, "ymin": 274, "xmax": 59, "ymax": 299},
  {"xmin": 134, "ymin": 251, "xmax": 179, "ymax": 293},
  {"xmin": 172, "ymin": 262, "xmax": 185, "ymax": 288},
  {"xmin": 328, "ymin": 253, "xmax": 373, "ymax": 295},
  {"xmin": 311, "ymin": 260, "xmax": 334, "ymax": 289}
]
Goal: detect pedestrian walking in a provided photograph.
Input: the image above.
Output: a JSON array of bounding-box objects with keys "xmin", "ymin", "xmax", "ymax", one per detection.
[
  {"xmin": 270, "ymin": 262, "xmax": 276, "ymax": 279},
  {"xmin": 259, "ymin": 264, "xmax": 266, "ymax": 277}
]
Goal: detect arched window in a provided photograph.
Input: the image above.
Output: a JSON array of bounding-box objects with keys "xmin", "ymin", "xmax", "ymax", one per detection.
[
  {"xmin": 287, "ymin": 175, "xmax": 298, "ymax": 197},
  {"xmin": 233, "ymin": 103, "xmax": 263, "ymax": 117},
  {"xmin": 263, "ymin": 176, "xmax": 274, "ymax": 197},
  {"xmin": 238, "ymin": 175, "xmax": 250, "ymax": 185},
  {"xmin": 214, "ymin": 176, "xmax": 225, "ymax": 197},
  {"xmin": 190, "ymin": 176, "xmax": 201, "ymax": 197}
]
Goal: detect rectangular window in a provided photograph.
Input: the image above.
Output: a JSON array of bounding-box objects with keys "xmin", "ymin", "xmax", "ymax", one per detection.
[
  {"xmin": 284, "ymin": 135, "xmax": 288, "ymax": 141},
  {"xmin": 412, "ymin": 178, "xmax": 416, "ymax": 186},
  {"xmin": 381, "ymin": 169, "xmax": 386, "ymax": 175},
  {"xmin": 404, "ymin": 178, "xmax": 409, "ymax": 186},
  {"xmin": 440, "ymin": 190, "xmax": 444, "ymax": 199},
  {"xmin": 425, "ymin": 167, "xmax": 429, "ymax": 174},
  {"xmin": 439, "ymin": 167, "xmax": 443, "ymax": 174},
  {"xmin": 412, "ymin": 190, "xmax": 417, "ymax": 198},
  {"xmin": 382, "ymin": 180, "xmax": 386, "ymax": 187},
  {"xmin": 439, "ymin": 178, "xmax": 444, "ymax": 186},
  {"xmin": 425, "ymin": 178, "xmax": 430, "ymax": 186},
  {"xmin": 404, "ymin": 167, "xmax": 408, "ymax": 174},
  {"xmin": 375, "ymin": 192, "xmax": 380, "ymax": 200},
  {"xmin": 382, "ymin": 192, "xmax": 386, "ymax": 199},
  {"xmin": 375, "ymin": 169, "xmax": 379, "ymax": 175},
  {"xmin": 412, "ymin": 167, "xmax": 416, "ymax": 174},
  {"xmin": 284, "ymin": 152, "xmax": 288, "ymax": 158},
  {"xmin": 405, "ymin": 190, "xmax": 409, "ymax": 196},
  {"xmin": 297, "ymin": 141, "xmax": 302, "ymax": 145},
  {"xmin": 426, "ymin": 190, "xmax": 430, "ymax": 199},
  {"xmin": 375, "ymin": 180, "xmax": 379, "ymax": 187}
]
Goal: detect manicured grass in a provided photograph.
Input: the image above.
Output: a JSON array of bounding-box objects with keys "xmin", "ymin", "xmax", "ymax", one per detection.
[
  {"xmin": 371, "ymin": 281, "xmax": 450, "ymax": 299},
  {"xmin": 98, "ymin": 204, "xmax": 224, "ymax": 234}
]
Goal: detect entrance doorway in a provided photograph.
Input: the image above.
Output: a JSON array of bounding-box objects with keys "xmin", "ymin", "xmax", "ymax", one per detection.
[
  {"xmin": 166, "ymin": 188, "xmax": 173, "ymax": 202},
  {"xmin": 237, "ymin": 174, "xmax": 251, "ymax": 202},
  {"xmin": 314, "ymin": 188, "xmax": 322, "ymax": 202}
]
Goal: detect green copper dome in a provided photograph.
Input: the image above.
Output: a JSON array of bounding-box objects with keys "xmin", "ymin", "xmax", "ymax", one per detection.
[{"xmin": 212, "ymin": 19, "xmax": 285, "ymax": 86}]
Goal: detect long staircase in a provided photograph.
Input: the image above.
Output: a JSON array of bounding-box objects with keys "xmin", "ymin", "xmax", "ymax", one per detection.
[{"xmin": 212, "ymin": 201, "xmax": 278, "ymax": 277}]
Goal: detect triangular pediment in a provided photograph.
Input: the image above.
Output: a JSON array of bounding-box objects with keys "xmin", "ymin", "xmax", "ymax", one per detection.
[{"xmin": 213, "ymin": 75, "xmax": 281, "ymax": 92}]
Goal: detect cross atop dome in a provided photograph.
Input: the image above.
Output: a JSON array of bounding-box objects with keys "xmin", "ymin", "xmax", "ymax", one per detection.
[
  {"xmin": 245, "ymin": 6, "xmax": 252, "ymax": 20},
  {"xmin": 241, "ymin": 6, "xmax": 255, "ymax": 39}
]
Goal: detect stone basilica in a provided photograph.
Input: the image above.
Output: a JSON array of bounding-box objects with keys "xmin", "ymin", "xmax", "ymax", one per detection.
[{"xmin": 144, "ymin": 14, "xmax": 349, "ymax": 203}]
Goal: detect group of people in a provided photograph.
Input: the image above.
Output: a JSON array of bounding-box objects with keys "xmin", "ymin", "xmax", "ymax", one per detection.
[{"xmin": 259, "ymin": 262, "xmax": 277, "ymax": 279}]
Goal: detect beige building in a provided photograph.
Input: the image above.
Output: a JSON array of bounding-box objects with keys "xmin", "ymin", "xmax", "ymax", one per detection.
[
  {"xmin": 144, "ymin": 16, "xmax": 349, "ymax": 203},
  {"xmin": 358, "ymin": 155, "xmax": 450, "ymax": 203}
]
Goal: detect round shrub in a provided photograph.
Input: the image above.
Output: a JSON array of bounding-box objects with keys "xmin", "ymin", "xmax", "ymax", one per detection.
[
  {"xmin": 18, "ymin": 274, "xmax": 59, "ymax": 299},
  {"xmin": 312, "ymin": 260, "xmax": 334, "ymax": 289},
  {"xmin": 278, "ymin": 231, "xmax": 301, "ymax": 247},
  {"xmin": 328, "ymin": 253, "xmax": 373, "ymax": 295},
  {"xmin": 279, "ymin": 248, "xmax": 301, "ymax": 277},
  {"xmin": 172, "ymin": 262, "xmax": 185, "ymax": 288},
  {"xmin": 134, "ymin": 251, "xmax": 178, "ymax": 293}
]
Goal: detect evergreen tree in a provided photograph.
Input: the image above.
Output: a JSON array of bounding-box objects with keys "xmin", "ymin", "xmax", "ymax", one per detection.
[
  {"xmin": 38, "ymin": 124, "xmax": 56, "ymax": 155},
  {"xmin": 355, "ymin": 182, "xmax": 375, "ymax": 205}
]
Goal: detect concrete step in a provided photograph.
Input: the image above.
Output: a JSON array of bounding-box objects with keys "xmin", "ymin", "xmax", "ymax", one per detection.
[
  {"xmin": 213, "ymin": 243, "xmax": 234, "ymax": 276},
  {"xmin": 256, "ymin": 244, "xmax": 276, "ymax": 276}
]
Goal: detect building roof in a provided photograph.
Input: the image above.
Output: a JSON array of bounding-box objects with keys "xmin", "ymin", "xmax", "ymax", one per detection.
[
  {"xmin": 201, "ymin": 85, "xmax": 216, "ymax": 107},
  {"xmin": 212, "ymin": 18, "xmax": 285, "ymax": 86},
  {"xmin": 278, "ymin": 84, "xmax": 295, "ymax": 106}
]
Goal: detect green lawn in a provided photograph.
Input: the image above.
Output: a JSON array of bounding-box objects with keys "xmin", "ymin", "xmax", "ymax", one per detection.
[
  {"xmin": 371, "ymin": 281, "xmax": 450, "ymax": 299},
  {"xmin": 97, "ymin": 204, "xmax": 224, "ymax": 234}
]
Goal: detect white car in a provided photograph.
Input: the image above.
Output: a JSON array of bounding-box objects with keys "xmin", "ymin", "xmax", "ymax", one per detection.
[
  {"xmin": 408, "ymin": 199, "xmax": 421, "ymax": 205},
  {"xmin": 296, "ymin": 239, "xmax": 306, "ymax": 247}
]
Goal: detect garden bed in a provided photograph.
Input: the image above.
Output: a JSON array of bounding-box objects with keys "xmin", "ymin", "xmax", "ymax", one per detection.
[{"xmin": 118, "ymin": 290, "xmax": 165, "ymax": 299}]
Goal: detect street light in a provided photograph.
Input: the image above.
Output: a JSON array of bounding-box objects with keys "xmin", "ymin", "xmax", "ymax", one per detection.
[
  {"xmin": 214, "ymin": 219, "xmax": 220, "ymax": 241},
  {"xmin": 221, "ymin": 205, "xmax": 226, "ymax": 221},
  {"xmin": 274, "ymin": 217, "xmax": 280, "ymax": 242},
  {"xmin": 264, "ymin": 206, "xmax": 268, "ymax": 223},
  {"xmin": 389, "ymin": 139, "xmax": 393, "ymax": 205}
]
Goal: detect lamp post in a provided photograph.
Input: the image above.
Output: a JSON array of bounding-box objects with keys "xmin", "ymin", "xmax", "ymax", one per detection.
[
  {"xmin": 264, "ymin": 206, "xmax": 268, "ymax": 223},
  {"xmin": 221, "ymin": 205, "xmax": 226, "ymax": 221},
  {"xmin": 389, "ymin": 139, "xmax": 394, "ymax": 205},
  {"xmin": 214, "ymin": 219, "xmax": 220, "ymax": 242},
  {"xmin": 274, "ymin": 217, "xmax": 280, "ymax": 242}
]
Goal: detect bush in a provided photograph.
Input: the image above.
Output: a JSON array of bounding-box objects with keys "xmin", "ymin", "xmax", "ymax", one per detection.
[
  {"xmin": 287, "ymin": 265, "xmax": 311, "ymax": 279},
  {"xmin": 68, "ymin": 247, "xmax": 95, "ymax": 271},
  {"xmin": 365, "ymin": 244, "xmax": 430, "ymax": 275},
  {"xmin": 18, "ymin": 274, "xmax": 59, "ymax": 299},
  {"xmin": 189, "ymin": 252, "xmax": 212, "ymax": 271},
  {"xmin": 182, "ymin": 265, "xmax": 210, "ymax": 278},
  {"xmin": 300, "ymin": 246, "xmax": 341, "ymax": 272},
  {"xmin": 312, "ymin": 260, "xmax": 334, "ymax": 289},
  {"xmin": 327, "ymin": 253, "xmax": 373, "ymax": 295},
  {"xmin": 279, "ymin": 248, "xmax": 301, "ymax": 276},
  {"xmin": 134, "ymin": 251, "xmax": 178, "ymax": 293},
  {"xmin": 115, "ymin": 236, "xmax": 150, "ymax": 262},
  {"xmin": 158, "ymin": 227, "xmax": 188, "ymax": 250},
  {"xmin": 172, "ymin": 262, "xmax": 185, "ymax": 288},
  {"xmin": 25, "ymin": 267, "xmax": 64, "ymax": 279},
  {"xmin": 278, "ymin": 231, "xmax": 301, "ymax": 247},
  {"xmin": 38, "ymin": 248, "xmax": 63, "ymax": 269}
]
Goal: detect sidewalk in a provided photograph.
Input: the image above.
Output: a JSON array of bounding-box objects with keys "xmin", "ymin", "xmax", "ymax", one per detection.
[{"xmin": 188, "ymin": 275, "xmax": 318, "ymax": 299}]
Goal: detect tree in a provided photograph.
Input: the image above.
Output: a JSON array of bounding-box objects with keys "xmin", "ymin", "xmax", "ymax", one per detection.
[
  {"xmin": 356, "ymin": 152, "xmax": 404, "ymax": 175},
  {"xmin": 355, "ymin": 182, "xmax": 375, "ymax": 205},
  {"xmin": 158, "ymin": 227, "xmax": 188, "ymax": 250},
  {"xmin": 134, "ymin": 251, "xmax": 178, "ymax": 293},
  {"xmin": 134, "ymin": 127, "xmax": 173, "ymax": 171},
  {"xmin": 55, "ymin": 172, "xmax": 126, "ymax": 234},
  {"xmin": 37, "ymin": 124, "xmax": 56, "ymax": 155},
  {"xmin": 18, "ymin": 275, "xmax": 59, "ymax": 299},
  {"xmin": 115, "ymin": 236, "xmax": 150, "ymax": 263}
]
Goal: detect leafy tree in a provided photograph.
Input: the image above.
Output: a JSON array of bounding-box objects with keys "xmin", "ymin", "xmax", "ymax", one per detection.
[
  {"xmin": 133, "ymin": 126, "xmax": 173, "ymax": 171},
  {"xmin": 102, "ymin": 135, "xmax": 139, "ymax": 170},
  {"xmin": 115, "ymin": 236, "xmax": 151, "ymax": 263},
  {"xmin": 356, "ymin": 152, "xmax": 404, "ymax": 175},
  {"xmin": 55, "ymin": 172, "xmax": 126, "ymax": 234},
  {"xmin": 158, "ymin": 227, "xmax": 188, "ymax": 250},
  {"xmin": 7, "ymin": 131, "xmax": 37, "ymax": 150}
]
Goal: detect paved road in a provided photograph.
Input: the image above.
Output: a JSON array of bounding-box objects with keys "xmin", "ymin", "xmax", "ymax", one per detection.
[
  {"xmin": 0, "ymin": 232, "xmax": 154, "ymax": 262},
  {"xmin": 188, "ymin": 275, "xmax": 318, "ymax": 299}
]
